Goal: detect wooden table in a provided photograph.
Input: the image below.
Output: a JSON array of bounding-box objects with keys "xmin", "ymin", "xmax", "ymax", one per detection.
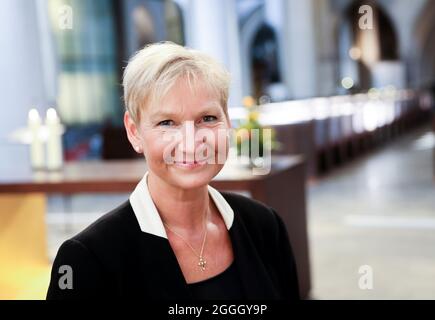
[{"xmin": 0, "ymin": 155, "xmax": 310, "ymax": 299}]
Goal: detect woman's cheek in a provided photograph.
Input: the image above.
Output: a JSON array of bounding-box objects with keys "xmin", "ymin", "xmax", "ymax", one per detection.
[
  {"xmin": 213, "ymin": 127, "xmax": 229, "ymax": 164},
  {"xmin": 143, "ymin": 134, "xmax": 168, "ymax": 163}
]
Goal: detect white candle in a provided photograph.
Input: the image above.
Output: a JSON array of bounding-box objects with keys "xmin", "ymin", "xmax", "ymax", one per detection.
[
  {"xmin": 45, "ymin": 108, "xmax": 63, "ymax": 170},
  {"xmin": 28, "ymin": 108, "xmax": 45, "ymax": 169}
]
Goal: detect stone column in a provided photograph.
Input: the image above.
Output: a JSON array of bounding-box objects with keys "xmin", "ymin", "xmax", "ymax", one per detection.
[
  {"xmin": 183, "ymin": 0, "xmax": 243, "ymax": 108},
  {"xmin": 283, "ymin": 0, "xmax": 318, "ymax": 99}
]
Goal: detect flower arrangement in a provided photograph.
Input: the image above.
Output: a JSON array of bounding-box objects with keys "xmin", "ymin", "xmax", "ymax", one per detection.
[{"xmin": 234, "ymin": 96, "xmax": 280, "ymax": 163}]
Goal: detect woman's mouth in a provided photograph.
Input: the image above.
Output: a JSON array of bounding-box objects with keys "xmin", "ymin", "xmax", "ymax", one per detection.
[{"xmin": 173, "ymin": 159, "xmax": 207, "ymax": 169}]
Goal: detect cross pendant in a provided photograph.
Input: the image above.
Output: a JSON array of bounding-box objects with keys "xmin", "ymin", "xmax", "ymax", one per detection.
[{"xmin": 198, "ymin": 256, "xmax": 207, "ymax": 271}]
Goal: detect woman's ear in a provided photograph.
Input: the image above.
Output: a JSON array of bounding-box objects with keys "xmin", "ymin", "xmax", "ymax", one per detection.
[{"xmin": 124, "ymin": 111, "xmax": 142, "ymax": 153}]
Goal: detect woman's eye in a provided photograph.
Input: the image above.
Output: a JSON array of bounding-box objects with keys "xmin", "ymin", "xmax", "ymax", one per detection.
[
  {"xmin": 157, "ymin": 120, "xmax": 174, "ymax": 126},
  {"xmin": 202, "ymin": 115, "xmax": 217, "ymax": 122}
]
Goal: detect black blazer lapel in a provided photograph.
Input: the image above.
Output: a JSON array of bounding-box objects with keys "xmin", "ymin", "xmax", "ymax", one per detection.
[
  {"xmin": 136, "ymin": 233, "xmax": 193, "ymax": 300},
  {"xmin": 229, "ymin": 212, "xmax": 281, "ymax": 299},
  {"xmin": 133, "ymin": 208, "xmax": 280, "ymax": 300}
]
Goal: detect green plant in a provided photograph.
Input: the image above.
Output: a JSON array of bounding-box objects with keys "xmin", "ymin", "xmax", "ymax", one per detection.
[{"xmin": 235, "ymin": 96, "xmax": 279, "ymax": 158}]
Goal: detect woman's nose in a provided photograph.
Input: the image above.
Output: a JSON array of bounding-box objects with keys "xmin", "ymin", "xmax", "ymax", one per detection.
[{"xmin": 176, "ymin": 121, "xmax": 201, "ymax": 158}]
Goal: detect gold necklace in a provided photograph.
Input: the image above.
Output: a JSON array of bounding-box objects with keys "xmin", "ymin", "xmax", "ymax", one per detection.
[{"xmin": 163, "ymin": 207, "xmax": 210, "ymax": 271}]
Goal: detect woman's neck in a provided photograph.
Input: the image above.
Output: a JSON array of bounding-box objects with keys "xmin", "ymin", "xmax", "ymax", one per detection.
[{"xmin": 147, "ymin": 172, "xmax": 210, "ymax": 234}]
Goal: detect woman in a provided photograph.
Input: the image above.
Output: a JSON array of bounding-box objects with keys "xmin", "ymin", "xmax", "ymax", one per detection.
[{"xmin": 46, "ymin": 42, "xmax": 300, "ymax": 300}]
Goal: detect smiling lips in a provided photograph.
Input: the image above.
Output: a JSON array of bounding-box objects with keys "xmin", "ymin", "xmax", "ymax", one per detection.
[{"xmin": 173, "ymin": 159, "xmax": 208, "ymax": 168}]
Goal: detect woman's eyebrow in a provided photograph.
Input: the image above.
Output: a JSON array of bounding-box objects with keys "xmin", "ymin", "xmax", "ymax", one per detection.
[
  {"xmin": 198, "ymin": 104, "xmax": 221, "ymax": 114},
  {"xmin": 149, "ymin": 110, "xmax": 179, "ymax": 121},
  {"xmin": 149, "ymin": 103, "xmax": 221, "ymax": 120}
]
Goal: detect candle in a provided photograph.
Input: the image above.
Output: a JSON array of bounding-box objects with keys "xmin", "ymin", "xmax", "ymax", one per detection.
[
  {"xmin": 45, "ymin": 108, "xmax": 63, "ymax": 170},
  {"xmin": 28, "ymin": 108, "xmax": 45, "ymax": 170}
]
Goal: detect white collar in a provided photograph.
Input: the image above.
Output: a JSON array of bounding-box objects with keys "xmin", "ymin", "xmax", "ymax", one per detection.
[{"xmin": 129, "ymin": 171, "xmax": 234, "ymax": 239}]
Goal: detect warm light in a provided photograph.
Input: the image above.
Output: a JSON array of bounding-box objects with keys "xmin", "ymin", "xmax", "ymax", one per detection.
[
  {"xmin": 28, "ymin": 108, "xmax": 41, "ymax": 124},
  {"xmin": 363, "ymin": 101, "xmax": 378, "ymax": 131},
  {"xmin": 340, "ymin": 102, "xmax": 354, "ymax": 116},
  {"xmin": 46, "ymin": 108, "xmax": 60, "ymax": 124},
  {"xmin": 348, "ymin": 47, "xmax": 361, "ymax": 60},
  {"xmin": 311, "ymin": 98, "xmax": 330, "ymax": 120},
  {"xmin": 242, "ymin": 96, "xmax": 256, "ymax": 108},
  {"xmin": 352, "ymin": 108, "xmax": 364, "ymax": 133},
  {"xmin": 368, "ymin": 88, "xmax": 380, "ymax": 100},
  {"xmin": 341, "ymin": 77, "xmax": 354, "ymax": 89}
]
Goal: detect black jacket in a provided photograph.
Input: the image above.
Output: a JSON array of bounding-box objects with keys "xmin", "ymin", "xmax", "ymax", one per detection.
[{"xmin": 46, "ymin": 192, "xmax": 300, "ymax": 300}]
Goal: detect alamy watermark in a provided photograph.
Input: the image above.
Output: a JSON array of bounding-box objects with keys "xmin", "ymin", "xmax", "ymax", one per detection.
[
  {"xmin": 58, "ymin": 5, "xmax": 73, "ymax": 30},
  {"xmin": 358, "ymin": 5, "xmax": 373, "ymax": 30},
  {"xmin": 358, "ymin": 264, "xmax": 374, "ymax": 290},
  {"xmin": 58, "ymin": 264, "xmax": 73, "ymax": 290},
  {"xmin": 159, "ymin": 122, "xmax": 273, "ymax": 175}
]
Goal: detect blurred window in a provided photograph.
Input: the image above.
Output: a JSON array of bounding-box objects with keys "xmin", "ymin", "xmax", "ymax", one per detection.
[{"xmin": 48, "ymin": 0, "xmax": 121, "ymax": 125}]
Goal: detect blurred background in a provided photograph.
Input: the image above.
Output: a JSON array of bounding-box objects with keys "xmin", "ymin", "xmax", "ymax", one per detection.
[{"xmin": 0, "ymin": 0, "xmax": 434, "ymax": 300}]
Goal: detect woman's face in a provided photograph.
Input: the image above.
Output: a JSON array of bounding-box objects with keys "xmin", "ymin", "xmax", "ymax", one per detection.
[{"xmin": 125, "ymin": 77, "xmax": 231, "ymax": 190}]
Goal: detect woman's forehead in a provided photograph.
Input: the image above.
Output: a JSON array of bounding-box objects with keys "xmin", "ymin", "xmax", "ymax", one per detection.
[
  {"xmin": 147, "ymin": 99, "xmax": 221, "ymax": 120},
  {"xmin": 147, "ymin": 82, "xmax": 222, "ymax": 117},
  {"xmin": 163, "ymin": 77, "xmax": 217, "ymax": 103}
]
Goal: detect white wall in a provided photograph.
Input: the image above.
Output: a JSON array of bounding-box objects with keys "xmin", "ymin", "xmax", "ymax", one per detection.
[{"xmin": 0, "ymin": 0, "xmax": 54, "ymax": 169}]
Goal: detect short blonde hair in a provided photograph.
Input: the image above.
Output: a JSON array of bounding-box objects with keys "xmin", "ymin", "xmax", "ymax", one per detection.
[{"xmin": 123, "ymin": 41, "xmax": 231, "ymax": 123}]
